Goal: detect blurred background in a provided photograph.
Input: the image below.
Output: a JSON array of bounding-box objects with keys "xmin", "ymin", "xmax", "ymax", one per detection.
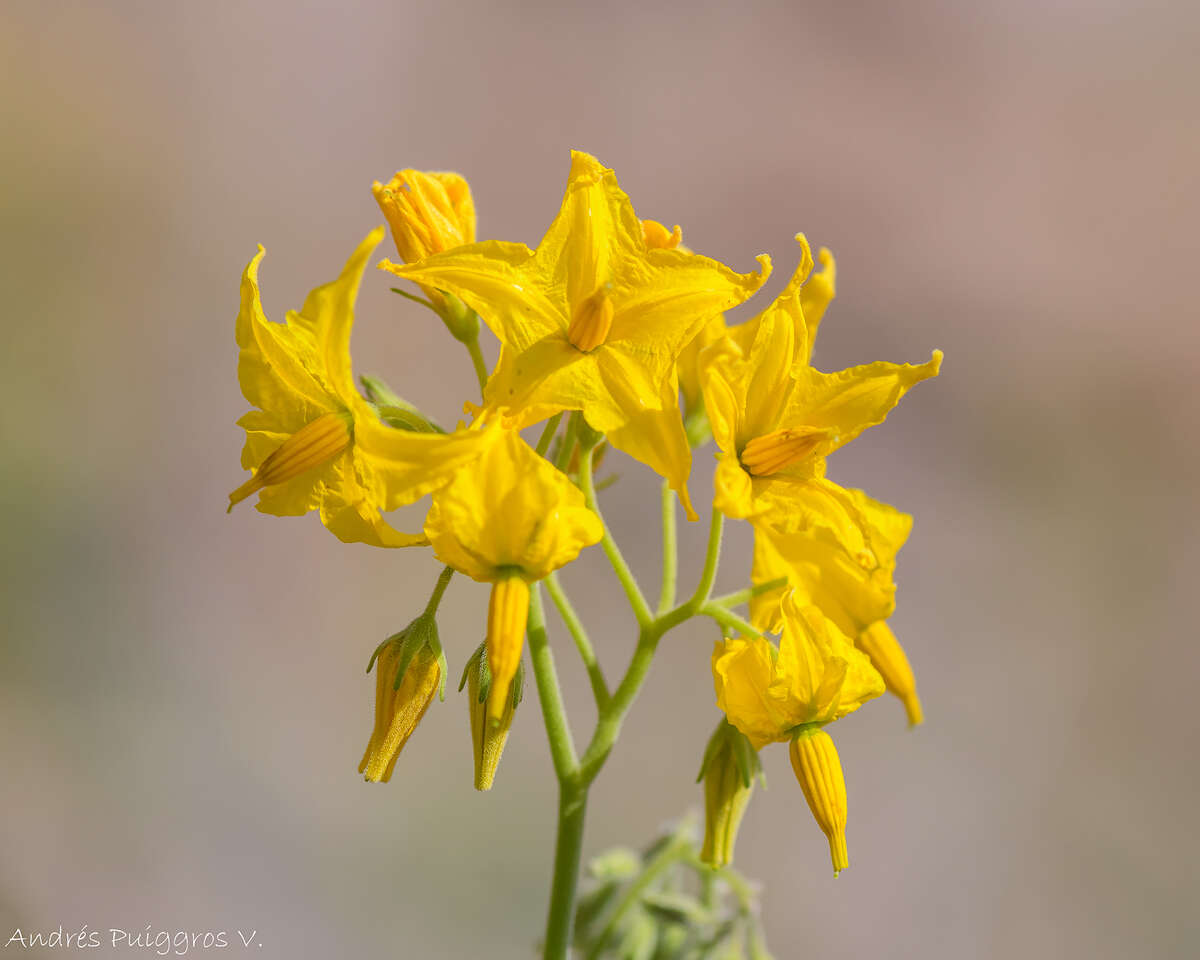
[{"xmin": 2, "ymin": 0, "xmax": 1197, "ymax": 957}]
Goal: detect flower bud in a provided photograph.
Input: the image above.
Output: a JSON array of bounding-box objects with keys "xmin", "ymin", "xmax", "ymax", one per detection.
[
  {"xmin": 373, "ymin": 169, "xmax": 481, "ymax": 341},
  {"xmin": 698, "ymin": 720, "xmax": 761, "ymax": 868},
  {"xmin": 359, "ymin": 620, "xmax": 442, "ymax": 783},
  {"xmin": 789, "ymin": 728, "xmax": 849, "ymax": 876},
  {"xmin": 372, "ymin": 169, "xmax": 475, "ymax": 264},
  {"xmin": 459, "ymin": 641, "xmax": 524, "ymax": 790}
]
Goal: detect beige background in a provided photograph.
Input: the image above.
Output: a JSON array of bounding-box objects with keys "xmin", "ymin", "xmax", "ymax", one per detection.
[{"xmin": 2, "ymin": 1, "xmax": 1198, "ymax": 957}]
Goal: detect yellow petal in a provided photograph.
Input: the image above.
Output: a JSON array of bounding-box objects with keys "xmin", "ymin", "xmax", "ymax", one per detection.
[
  {"xmin": 382, "ymin": 240, "xmax": 566, "ymax": 350},
  {"xmin": 288, "ymin": 226, "xmax": 385, "ymax": 408},
  {"xmin": 606, "ymin": 380, "xmax": 697, "ymax": 521},
  {"xmin": 235, "ymin": 246, "xmax": 333, "ymax": 435},
  {"xmin": 776, "ymin": 593, "xmax": 884, "ymax": 722},
  {"xmin": 799, "ymin": 247, "xmax": 836, "ymax": 363},
  {"xmin": 785, "ymin": 351, "xmax": 943, "ymax": 456},
  {"xmin": 423, "ymin": 426, "xmax": 602, "ymax": 582}
]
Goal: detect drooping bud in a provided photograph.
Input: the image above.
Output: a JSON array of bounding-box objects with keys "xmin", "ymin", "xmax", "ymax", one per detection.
[
  {"xmin": 739, "ymin": 426, "xmax": 832, "ymax": 477},
  {"xmin": 359, "ymin": 618, "xmax": 443, "ymax": 783},
  {"xmin": 698, "ymin": 720, "xmax": 762, "ymax": 868},
  {"xmin": 567, "ymin": 288, "xmax": 614, "ymax": 353},
  {"xmin": 856, "ymin": 620, "xmax": 923, "ymax": 727},
  {"xmin": 789, "ymin": 728, "xmax": 849, "ymax": 876},
  {"xmin": 459, "ymin": 641, "xmax": 524, "ymax": 790},
  {"xmin": 228, "ymin": 411, "xmax": 352, "ymax": 511},
  {"xmin": 485, "ymin": 573, "xmax": 530, "ymax": 723}
]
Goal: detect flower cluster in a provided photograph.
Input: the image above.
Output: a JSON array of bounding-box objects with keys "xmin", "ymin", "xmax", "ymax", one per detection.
[{"xmin": 227, "ymin": 150, "xmax": 941, "ymax": 886}]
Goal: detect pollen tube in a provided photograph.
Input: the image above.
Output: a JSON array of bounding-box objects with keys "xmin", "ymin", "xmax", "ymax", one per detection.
[
  {"xmin": 485, "ymin": 575, "xmax": 531, "ymax": 723},
  {"xmin": 567, "ymin": 289, "xmax": 614, "ymax": 352},
  {"xmin": 857, "ymin": 621, "xmax": 923, "ymax": 727},
  {"xmin": 740, "ymin": 426, "xmax": 830, "ymax": 476},
  {"xmin": 789, "ymin": 729, "xmax": 850, "ymax": 876},
  {"xmin": 228, "ymin": 411, "xmax": 352, "ymax": 511}
]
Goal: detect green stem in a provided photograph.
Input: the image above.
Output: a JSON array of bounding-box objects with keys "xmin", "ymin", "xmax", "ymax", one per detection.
[
  {"xmin": 579, "ymin": 445, "xmax": 652, "ymax": 628},
  {"xmin": 543, "ymin": 781, "xmax": 588, "ymax": 960},
  {"xmin": 578, "ymin": 626, "xmax": 660, "ymax": 783},
  {"xmin": 710, "ymin": 576, "xmax": 787, "ymax": 609},
  {"xmin": 465, "ymin": 337, "xmax": 489, "ymax": 396},
  {"xmin": 657, "ymin": 478, "xmax": 677, "ymax": 615},
  {"xmin": 535, "ymin": 413, "xmax": 564, "ymax": 457},
  {"xmin": 692, "ymin": 508, "xmax": 723, "ymax": 607},
  {"xmin": 700, "ymin": 603, "xmax": 763, "ymax": 638},
  {"xmin": 546, "ymin": 571, "xmax": 609, "ymax": 709},
  {"xmin": 526, "ymin": 583, "xmax": 579, "ymax": 781},
  {"xmin": 555, "ymin": 412, "xmax": 580, "ymax": 472},
  {"xmin": 423, "ymin": 565, "xmax": 454, "ymax": 616}
]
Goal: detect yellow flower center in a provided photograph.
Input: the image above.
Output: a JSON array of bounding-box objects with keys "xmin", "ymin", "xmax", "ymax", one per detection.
[
  {"xmin": 739, "ymin": 426, "xmax": 830, "ymax": 476},
  {"xmin": 227, "ymin": 411, "xmax": 352, "ymax": 511},
  {"xmin": 486, "ymin": 574, "xmax": 530, "ymax": 723},
  {"xmin": 567, "ymin": 289, "xmax": 614, "ymax": 353}
]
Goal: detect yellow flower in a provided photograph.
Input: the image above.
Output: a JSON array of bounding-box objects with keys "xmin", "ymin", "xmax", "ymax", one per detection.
[
  {"xmin": 712, "ymin": 591, "xmax": 881, "ymax": 875},
  {"xmin": 703, "ymin": 238, "xmax": 940, "ymax": 525},
  {"xmin": 228, "ymin": 228, "xmax": 487, "ymax": 547},
  {"xmin": 750, "ymin": 489, "xmax": 924, "ymax": 725},
  {"xmin": 713, "ymin": 591, "xmax": 884, "ymax": 751},
  {"xmin": 359, "ymin": 636, "xmax": 442, "ymax": 783},
  {"xmin": 424, "ymin": 426, "xmax": 602, "ymax": 719},
  {"xmin": 372, "ymin": 169, "xmax": 475, "ymax": 264},
  {"xmin": 382, "ymin": 150, "xmax": 771, "ymax": 520}
]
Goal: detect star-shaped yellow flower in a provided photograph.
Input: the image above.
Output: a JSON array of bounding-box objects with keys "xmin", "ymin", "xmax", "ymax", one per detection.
[
  {"xmin": 229, "ymin": 227, "xmax": 486, "ymax": 547},
  {"xmin": 702, "ymin": 238, "xmax": 940, "ymax": 527},
  {"xmin": 382, "ymin": 151, "xmax": 771, "ymax": 519},
  {"xmin": 713, "ymin": 590, "xmax": 883, "ymax": 875}
]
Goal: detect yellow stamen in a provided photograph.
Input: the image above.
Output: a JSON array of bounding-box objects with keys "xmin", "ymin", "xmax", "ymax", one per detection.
[
  {"xmin": 485, "ymin": 575, "xmax": 530, "ymax": 723},
  {"xmin": 360, "ymin": 645, "xmax": 441, "ymax": 783},
  {"xmin": 790, "ymin": 729, "xmax": 849, "ymax": 876},
  {"xmin": 228, "ymin": 412, "xmax": 351, "ymax": 511},
  {"xmin": 740, "ymin": 426, "xmax": 830, "ymax": 476},
  {"xmin": 857, "ymin": 621, "xmax": 923, "ymax": 727},
  {"xmin": 567, "ymin": 289, "xmax": 614, "ymax": 353}
]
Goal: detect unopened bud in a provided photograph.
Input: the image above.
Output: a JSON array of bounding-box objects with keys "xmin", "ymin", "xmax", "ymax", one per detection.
[
  {"xmin": 698, "ymin": 720, "xmax": 761, "ymax": 868},
  {"xmin": 359, "ymin": 620, "xmax": 442, "ymax": 783}
]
